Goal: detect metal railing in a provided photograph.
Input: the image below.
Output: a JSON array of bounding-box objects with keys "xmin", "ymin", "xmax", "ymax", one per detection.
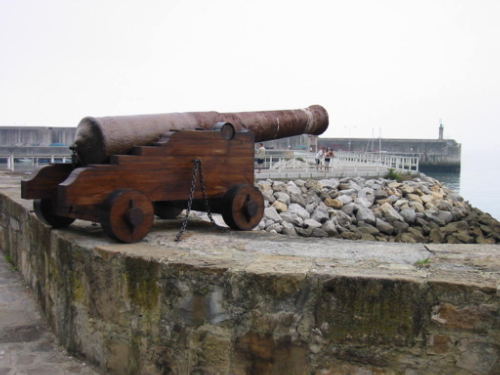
[
  {"xmin": 255, "ymin": 151, "xmax": 419, "ymax": 178},
  {"xmin": 334, "ymin": 151, "xmax": 419, "ymax": 173},
  {"xmin": 1, "ymin": 154, "xmax": 72, "ymax": 171}
]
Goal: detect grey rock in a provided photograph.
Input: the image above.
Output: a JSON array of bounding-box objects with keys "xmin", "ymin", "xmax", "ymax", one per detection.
[
  {"xmin": 376, "ymin": 218, "xmax": 394, "ymax": 235},
  {"xmin": 447, "ymin": 193, "xmax": 464, "ymax": 203},
  {"xmin": 305, "ymin": 192, "xmax": 322, "ymax": 206},
  {"xmin": 266, "ymin": 223, "xmax": 283, "ymax": 233},
  {"xmin": 334, "ymin": 210, "xmax": 352, "ymax": 227},
  {"xmin": 437, "ymin": 200, "xmax": 453, "ymax": 211},
  {"xmin": 437, "ymin": 210, "xmax": 454, "ymax": 224},
  {"xmin": 337, "ymin": 195, "xmax": 353, "ymax": 205},
  {"xmin": 305, "ymin": 180, "xmax": 322, "ymax": 189},
  {"xmin": 389, "ymin": 195, "xmax": 400, "ymax": 203},
  {"xmin": 339, "ymin": 188, "xmax": 356, "ymax": 196},
  {"xmin": 282, "ymin": 221, "xmax": 298, "ymax": 236},
  {"xmin": 400, "ymin": 208, "xmax": 417, "ymax": 224},
  {"xmin": 280, "ymin": 212, "xmax": 304, "ymax": 227},
  {"xmin": 318, "ymin": 178, "xmax": 340, "ymax": 189},
  {"xmin": 357, "ymin": 223, "xmax": 380, "ymax": 235},
  {"xmin": 288, "ymin": 203, "xmax": 310, "ymax": 220},
  {"xmin": 311, "ymin": 203, "xmax": 330, "ymax": 223},
  {"xmin": 380, "ymin": 202, "xmax": 404, "ymax": 223},
  {"xmin": 356, "ymin": 206, "xmax": 376, "ymax": 225},
  {"xmin": 356, "ymin": 187, "xmax": 375, "ymax": 208},
  {"xmin": 393, "ymin": 221, "xmax": 410, "ymax": 234},
  {"xmin": 310, "ymin": 228, "xmax": 329, "ymax": 238},
  {"xmin": 274, "ymin": 192, "xmax": 291, "ymax": 205},
  {"xmin": 264, "ymin": 206, "xmax": 282, "ymax": 223},
  {"xmin": 424, "ymin": 212, "xmax": 446, "ymax": 226},
  {"xmin": 374, "ymin": 189, "xmax": 389, "ymax": 200},
  {"xmin": 294, "ymin": 179, "xmax": 306, "ymax": 187},
  {"xmin": 286, "ymin": 181, "xmax": 302, "ymax": 195},
  {"xmin": 272, "ymin": 180, "xmax": 287, "ymax": 192},
  {"xmin": 341, "ymin": 203, "xmax": 356, "ymax": 216},
  {"xmin": 451, "ymin": 206, "xmax": 467, "ymax": 220},
  {"xmin": 305, "ymin": 203, "xmax": 317, "ymax": 215},
  {"xmin": 290, "ymin": 193, "xmax": 307, "ymax": 208},
  {"xmin": 303, "ymin": 219, "xmax": 323, "ymax": 229},
  {"xmin": 322, "ymin": 220, "xmax": 338, "ymax": 235},
  {"xmin": 261, "ymin": 189, "xmax": 276, "ymax": 204}
]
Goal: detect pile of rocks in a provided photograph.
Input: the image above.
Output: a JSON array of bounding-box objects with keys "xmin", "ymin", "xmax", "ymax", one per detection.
[{"xmin": 255, "ymin": 175, "xmax": 500, "ymax": 244}]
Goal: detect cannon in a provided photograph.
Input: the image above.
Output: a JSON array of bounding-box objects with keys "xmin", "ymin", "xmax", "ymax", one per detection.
[{"xmin": 21, "ymin": 105, "xmax": 329, "ymax": 243}]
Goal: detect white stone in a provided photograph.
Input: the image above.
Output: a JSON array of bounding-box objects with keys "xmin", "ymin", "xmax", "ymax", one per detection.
[
  {"xmin": 288, "ymin": 203, "xmax": 310, "ymax": 220},
  {"xmin": 286, "ymin": 182, "xmax": 302, "ymax": 195},
  {"xmin": 274, "ymin": 192, "xmax": 291, "ymax": 205},
  {"xmin": 317, "ymin": 178, "xmax": 340, "ymax": 189},
  {"xmin": 264, "ymin": 206, "xmax": 282, "ymax": 222},
  {"xmin": 355, "ymin": 187, "xmax": 375, "ymax": 208},
  {"xmin": 304, "ymin": 218, "xmax": 323, "ymax": 229},
  {"xmin": 356, "ymin": 206, "xmax": 376, "ymax": 225},
  {"xmin": 279, "ymin": 212, "xmax": 303, "ymax": 226}
]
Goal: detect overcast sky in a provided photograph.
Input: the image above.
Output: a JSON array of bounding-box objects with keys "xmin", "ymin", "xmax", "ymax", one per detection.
[{"xmin": 1, "ymin": 0, "xmax": 499, "ymax": 152}]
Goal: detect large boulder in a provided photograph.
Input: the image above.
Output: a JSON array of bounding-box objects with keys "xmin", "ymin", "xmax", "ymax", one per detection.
[
  {"xmin": 288, "ymin": 203, "xmax": 310, "ymax": 220},
  {"xmin": 355, "ymin": 187, "xmax": 376, "ymax": 208},
  {"xmin": 356, "ymin": 206, "xmax": 376, "ymax": 225},
  {"xmin": 380, "ymin": 202, "xmax": 404, "ymax": 223}
]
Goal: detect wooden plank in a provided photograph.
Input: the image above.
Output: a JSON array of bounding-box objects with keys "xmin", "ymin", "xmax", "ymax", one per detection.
[
  {"xmin": 133, "ymin": 131, "xmax": 254, "ymax": 158},
  {"xmin": 21, "ymin": 163, "xmax": 74, "ymax": 200},
  {"xmin": 58, "ymin": 155, "xmax": 254, "ymax": 207}
]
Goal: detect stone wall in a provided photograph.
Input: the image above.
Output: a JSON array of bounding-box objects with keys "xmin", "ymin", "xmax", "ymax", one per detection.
[{"xmin": 1, "ymin": 172, "xmax": 499, "ymax": 374}]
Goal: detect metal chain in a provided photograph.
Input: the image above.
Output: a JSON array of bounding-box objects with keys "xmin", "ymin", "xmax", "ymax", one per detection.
[
  {"xmin": 175, "ymin": 159, "xmax": 226, "ymax": 242},
  {"xmin": 198, "ymin": 160, "xmax": 227, "ymax": 233}
]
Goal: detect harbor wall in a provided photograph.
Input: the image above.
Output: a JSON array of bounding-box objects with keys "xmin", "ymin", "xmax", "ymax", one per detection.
[{"xmin": 0, "ymin": 172, "xmax": 499, "ymax": 374}]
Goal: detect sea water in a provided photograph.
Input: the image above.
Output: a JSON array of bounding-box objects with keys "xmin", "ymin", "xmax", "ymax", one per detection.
[{"xmin": 424, "ymin": 147, "xmax": 500, "ymax": 220}]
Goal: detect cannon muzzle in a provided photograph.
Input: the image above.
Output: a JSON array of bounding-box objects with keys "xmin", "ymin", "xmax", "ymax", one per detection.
[{"xmin": 73, "ymin": 105, "xmax": 329, "ymax": 165}]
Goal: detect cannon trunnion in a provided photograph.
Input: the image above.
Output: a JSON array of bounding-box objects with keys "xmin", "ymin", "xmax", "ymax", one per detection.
[{"xmin": 22, "ymin": 128, "xmax": 264, "ymax": 242}]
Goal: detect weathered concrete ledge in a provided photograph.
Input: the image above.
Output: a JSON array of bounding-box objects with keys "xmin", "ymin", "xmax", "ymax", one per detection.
[{"xmin": 1, "ymin": 171, "xmax": 500, "ymax": 374}]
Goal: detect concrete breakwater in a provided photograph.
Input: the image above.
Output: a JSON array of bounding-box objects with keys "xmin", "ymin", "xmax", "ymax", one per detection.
[
  {"xmin": 1, "ymin": 171, "xmax": 500, "ymax": 374},
  {"xmin": 255, "ymin": 174, "xmax": 500, "ymax": 245}
]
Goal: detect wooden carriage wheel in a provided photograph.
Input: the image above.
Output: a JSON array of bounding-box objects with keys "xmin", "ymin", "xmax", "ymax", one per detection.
[
  {"xmin": 221, "ymin": 185, "xmax": 264, "ymax": 230},
  {"xmin": 99, "ymin": 189, "xmax": 155, "ymax": 243},
  {"xmin": 34, "ymin": 199, "xmax": 76, "ymax": 228}
]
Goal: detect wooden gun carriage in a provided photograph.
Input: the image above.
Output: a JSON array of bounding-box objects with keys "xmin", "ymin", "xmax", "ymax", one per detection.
[{"xmin": 21, "ymin": 105, "xmax": 329, "ymax": 242}]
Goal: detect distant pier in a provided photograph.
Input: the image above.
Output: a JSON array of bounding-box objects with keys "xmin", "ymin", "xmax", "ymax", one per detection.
[{"xmin": 0, "ymin": 125, "xmax": 461, "ymax": 173}]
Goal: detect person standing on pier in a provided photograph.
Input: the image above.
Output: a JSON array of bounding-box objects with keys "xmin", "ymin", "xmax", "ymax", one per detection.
[
  {"xmin": 325, "ymin": 148, "xmax": 334, "ymax": 172},
  {"xmin": 315, "ymin": 147, "xmax": 325, "ymax": 170},
  {"xmin": 256, "ymin": 143, "xmax": 266, "ymax": 173}
]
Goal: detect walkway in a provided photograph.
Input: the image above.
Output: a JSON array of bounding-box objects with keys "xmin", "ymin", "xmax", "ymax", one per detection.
[
  {"xmin": 255, "ymin": 152, "xmax": 419, "ymax": 180},
  {"xmin": 256, "ymin": 160, "xmax": 396, "ymax": 179},
  {"xmin": 0, "ymin": 254, "xmax": 99, "ymax": 374}
]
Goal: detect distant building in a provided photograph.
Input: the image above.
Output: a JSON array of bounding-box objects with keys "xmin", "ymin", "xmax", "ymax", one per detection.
[{"xmin": 0, "ymin": 126, "xmax": 76, "ymax": 147}]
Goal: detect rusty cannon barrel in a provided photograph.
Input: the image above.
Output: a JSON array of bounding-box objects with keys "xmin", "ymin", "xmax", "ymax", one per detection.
[{"xmin": 73, "ymin": 105, "xmax": 329, "ymax": 165}]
